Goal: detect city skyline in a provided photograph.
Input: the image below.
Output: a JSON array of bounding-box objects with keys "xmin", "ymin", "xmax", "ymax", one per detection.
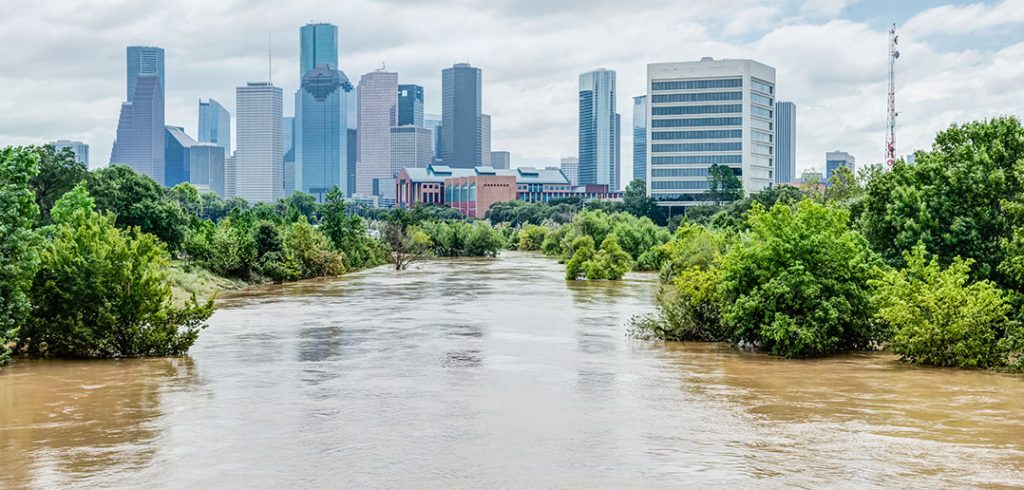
[{"xmin": 3, "ymin": 1, "xmax": 1023, "ymax": 181}]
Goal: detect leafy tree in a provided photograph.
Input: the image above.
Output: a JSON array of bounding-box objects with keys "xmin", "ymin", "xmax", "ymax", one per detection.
[
  {"xmin": 872, "ymin": 245, "xmax": 1020, "ymax": 368},
  {"xmin": 622, "ymin": 179, "xmax": 666, "ymax": 225},
  {"xmin": 87, "ymin": 165, "xmax": 190, "ymax": 249},
  {"xmin": 200, "ymin": 193, "xmax": 248, "ymax": 222},
  {"xmin": 583, "ymin": 235, "xmax": 633, "ymax": 280},
  {"xmin": 564, "ymin": 235, "xmax": 596, "ymax": 280},
  {"xmin": 167, "ymin": 182, "xmax": 203, "ymax": 218},
  {"xmin": 518, "ymin": 224, "xmax": 549, "ymax": 251},
  {"xmin": 283, "ymin": 219, "xmax": 346, "ymax": 278},
  {"xmin": 320, "ymin": 187, "xmax": 384, "ymax": 269},
  {"xmin": 204, "ymin": 217, "xmax": 258, "ymax": 279},
  {"xmin": 706, "ymin": 164, "xmax": 743, "ymax": 206},
  {"xmin": 630, "ymin": 265, "xmax": 729, "ymax": 342},
  {"xmin": 0, "ymin": 147, "xmax": 41, "ymax": 364},
  {"xmin": 21, "ymin": 188, "xmax": 213, "ymax": 358},
  {"xmin": 824, "ymin": 165, "xmax": 861, "ymax": 205},
  {"xmin": 28, "ymin": 144, "xmax": 87, "ymax": 225},
  {"xmin": 278, "ymin": 192, "xmax": 319, "ymax": 223},
  {"xmin": 720, "ymin": 200, "xmax": 882, "ymax": 358},
  {"xmin": 422, "ymin": 221, "xmax": 505, "ymax": 257}
]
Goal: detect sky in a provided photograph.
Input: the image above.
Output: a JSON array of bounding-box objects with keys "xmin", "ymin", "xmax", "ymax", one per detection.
[{"xmin": 2, "ymin": 0, "xmax": 1023, "ymax": 181}]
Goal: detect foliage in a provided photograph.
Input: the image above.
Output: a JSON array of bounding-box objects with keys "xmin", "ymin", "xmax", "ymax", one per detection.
[
  {"xmin": 654, "ymin": 223, "xmax": 734, "ymax": 282},
  {"xmin": 0, "ymin": 147, "xmax": 41, "ymax": 365},
  {"xmin": 87, "ymin": 165, "xmax": 190, "ymax": 250},
  {"xmin": 720, "ymin": 200, "xmax": 882, "ymax": 358},
  {"xmin": 27, "ymin": 144, "xmax": 87, "ymax": 225},
  {"xmin": 622, "ymin": 179, "xmax": 667, "ymax": 225},
  {"xmin": 706, "ymin": 164, "xmax": 743, "ymax": 206},
  {"xmin": 283, "ymin": 219, "xmax": 346, "ymax": 278},
  {"xmin": 630, "ymin": 265, "xmax": 730, "ymax": 342},
  {"xmin": 517, "ymin": 223, "xmax": 550, "ymax": 251},
  {"xmin": 422, "ymin": 220, "xmax": 506, "ymax": 257},
  {"xmin": 872, "ymin": 245, "xmax": 1020, "ymax": 369},
  {"xmin": 319, "ymin": 187, "xmax": 385, "ymax": 269},
  {"xmin": 278, "ymin": 192, "xmax": 319, "ymax": 223},
  {"xmin": 583, "ymin": 235, "xmax": 634, "ymax": 280},
  {"xmin": 564, "ymin": 235, "xmax": 597, "ymax": 280},
  {"xmin": 686, "ymin": 185, "xmax": 808, "ymax": 230},
  {"xmin": 21, "ymin": 189, "xmax": 212, "ymax": 358}
]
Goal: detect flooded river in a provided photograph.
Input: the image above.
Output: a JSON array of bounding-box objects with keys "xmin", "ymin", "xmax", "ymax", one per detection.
[{"xmin": 2, "ymin": 252, "xmax": 1023, "ymax": 488}]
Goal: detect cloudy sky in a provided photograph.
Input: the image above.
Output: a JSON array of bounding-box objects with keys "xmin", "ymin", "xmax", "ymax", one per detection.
[{"xmin": 2, "ymin": 0, "xmax": 1023, "ymax": 179}]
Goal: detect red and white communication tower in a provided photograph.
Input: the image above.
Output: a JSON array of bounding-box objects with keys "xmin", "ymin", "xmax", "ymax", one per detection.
[{"xmin": 886, "ymin": 24, "xmax": 900, "ymax": 167}]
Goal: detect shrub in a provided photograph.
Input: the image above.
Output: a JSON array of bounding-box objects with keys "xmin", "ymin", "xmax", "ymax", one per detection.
[
  {"xmin": 564, "ymin": 235, "xmax": 596, "ymax": 280},
  {"xmin": 283, "ymin": 219, "xmax": 346, "ymax": 279},
  {"xmin": 0, "ymin": 147, "xmax": 41, "ymax": 364},
  {"xmin": 518, "ymin": 224, "xmax": 549, "ymax": 251}
]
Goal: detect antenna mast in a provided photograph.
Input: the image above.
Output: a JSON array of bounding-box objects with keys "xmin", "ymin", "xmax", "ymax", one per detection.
[{"xmin": 886, "ymin": 23, "xmax": 899, "ymax": 167}]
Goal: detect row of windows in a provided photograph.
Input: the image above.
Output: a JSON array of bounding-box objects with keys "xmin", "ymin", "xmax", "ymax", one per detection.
[
  {"xmin": 652, "ymin": 180, "xmax": 711, "ymax": 190},
  {"xmin": 752, "ymin": 142, "xmax": 773, "ymax": 155},
  {"xmin": 652, "ymin": 129, "xmax": 742, "ymax": 141},
  {"xmin": 652, "ymin": 104, "xmax": 742, "ymax": 116},
  {"xmin": 652, "ymin": 155, "xmax": 743, "ymax": 165},
  {"xmin": 751, "ymin": 78, "xmax": 774, "ymax": 95},
  {"xmin": 751, "ymin": 105, "xmax": 773, "ymax": 119},
  {"xmin": 750, "ymin": 154, "xmax": 773, "ymax": 167},
  {"xmin": 652, "ymin": 193, "xmax": 710, "ymax": 202},
  {"xmin": 651, "ymin": 78, "xmax": 743, "ymax": 91},
  {"xmin": 652, "ymin": 167, "xmax": 742, "ymax": 177},
  {"xmin": 652, "ymin": 117, "xmax": 742, "ymax": 128},
  {"xmin": 751, "ymin": 118, "xmax": 773, "ymax": 131},
  {"xmin": 751, "ymin": 130, "xmax": 772, "ymax": 143},
  {"xmin": 751, "ymin": 93, "xmax": 773, "ymax": 107},
  {"xmin": 652, "ymin": 142, "xmax": 742, "ymax": 153},
  {"xmin": 651, "ymin": 91, "xmax": 742, "ymax": 103}
]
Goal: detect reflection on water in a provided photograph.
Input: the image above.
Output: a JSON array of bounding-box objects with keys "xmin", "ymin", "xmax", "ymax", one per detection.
[{"xmin": 1, "ymin": 252, "xmax": 1023, "ymax": 488}]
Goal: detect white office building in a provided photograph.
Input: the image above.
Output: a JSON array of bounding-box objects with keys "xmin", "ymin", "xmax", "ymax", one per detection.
[
  {"xmin": 235, "ymin": 82, "xmax": 284, "ymax": 203},
  {"xmin": 390, "ymin": 126, "xmax": 434, "ymax": 176},
  {"xmin": 356, "ymin": 70, "xmax": 398, "ymax": 197},
  {"xmin": 646, "ymin": 58, "xmax": 776, "ymax": 207},
  {"xmin": 560, "ymin": 157, "xmax": 580, "ymax": 185}
]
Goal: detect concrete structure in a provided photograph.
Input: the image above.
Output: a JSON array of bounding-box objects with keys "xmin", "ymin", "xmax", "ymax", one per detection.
[
  {"xmin": 441, "ymin": 63, "xmax": 483, "ymax": 167},
  {"xmin": 52, "ymin": 140, "xmax": 89, "ymax": 166},
  {"xmin": 490, "ymin": 151, "xmax": 511, "ymax": 169},
  {"xmin": 356, "ymin": 69, "xmax": 398, "ymax": 196},
  {"xmin": 424, "ymin": 114, "xmax": 442, "ymax": 161},
  {"xmin": 300, "ymin": 23, "xmax": 339, "ymax": 78},
  {"xmin": 775, "ymin": 101, "xmax": 796, "ymax": 185},
  {"xmin": 296, "ymin": 64, "xmax": 353, "ymax": 201},
  {"xmin": 126, "ymin": 46, "xmax": 164, "ymax": 103},
  {"xmin": 560, "ymin": 157, "xmax": 579, "ymax": 185},
  {"xmin": 398, "ymin": 84, "xmax": 424, "ymax": 127},
  {"xmin": 646, "ymin": 58, "xmax": 776, "ymax": 207},
  {"xmin": 190, "ymin": 143, "xmax": 226, "ymax": 196},
  {"xmin": 579, "ymin": 69, "xmax": 618, "ymax": 188},
  {"xmin": 825, "ymin": 151, "xmax": 856, "ymax": 183},
  {"xmin": 480, "ymin": 113, "xmax": 491, "ymax": 167},
  {"xmin": 164, "ymin": 125, "xmax": 196, "ymax": 187},
  {"xmin": 390, "ymin": 126, "xmax": 434, "ymax": 176},
  {"xmin": 110, "ymin": 74, "xmax": 165, "ymax": 184},
  {"xmin": 235, "ymin": 82, "xmax": 284, "ymax": 203},
  {"xmin": 198, "ymin": 98, "xmax": 230, "ymax": 153},
  {"xmin": 632, "ymin": 96, "xmax": 647, "ymax": 184}
]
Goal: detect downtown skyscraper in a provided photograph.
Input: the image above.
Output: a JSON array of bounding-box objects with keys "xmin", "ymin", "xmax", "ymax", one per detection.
[
  {"xmin": 775, "ymin": 101, "xmax": 796, "ymax": 184},
  {"xmin": 300, "ymin": 23, "xmax": 339, "ymax": 78},
  {"xmin": 398, "ymin": 84, "xmax": 424, "ymax": 127},
  {"xmin": 198, "ymin": 98, "xmax": 231, "ymax": 152},
  {"xmin": 633, "ymin": 96, "xmax": 647, "ymax": 184},
  {"xmin": 356, "ymin": 69, "xmax": 398, "ymax": 196},
  {"xmin": 579, "ymin": 69, "xmax": 618, "ymax": 188},
  {"xmin": 110, "ymin": 46, "xmax": 165, "ymax": 185},
  {"xmin": 235, "ymin": 82, "xmax": 284, "ymax": 203},
  {"xmin": 441, "ymin": 63, "xmax": 482, "ymax": 168},
  {"xmin": 295, "ymin": 64, "xmax": 353, "ymax": 200}
]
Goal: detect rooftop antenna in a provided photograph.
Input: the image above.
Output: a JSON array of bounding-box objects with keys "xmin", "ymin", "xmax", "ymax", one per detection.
[{"xmin": 886, "ymin": 23, "xmax": 899, "ymax": 167}]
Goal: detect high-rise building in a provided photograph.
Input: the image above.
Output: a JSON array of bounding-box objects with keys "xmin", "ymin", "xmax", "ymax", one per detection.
[
  {"xmin": 356, "ymin": 69, "xmax": 398, "ymax": 196},
  {"xmin": 632, "ymin": 96, "xmax": 647, "ymax": 184},
  {"xmin": 235, "ymin": 82, "xmax": 284, "ymax": 203},
  {"xmin": 490, "ymin": 151, "xmax": 511, "ymax": 169},
  {"xmin": 646, "ymin": 58, "xmax": 776, "ymax": 207},
  {"xmin": 615, "ymin": 113, "xmax": 622, "ymax": 190},
  {"xmin": 225, "ymin": 154, "xmax": 236, "ymax": 197},
  {"xmin": 52, "ymin": 140, "xmax": 89, "ymax": 166},
  {"xmin": 398, "ymin": 84, "xmax": 424, "ymax": 127},
  {"xmin": 441, "ymin": 63, "xmax": 482, "ymax": 168},
  {"xmin": 165, "ymin": 125, "xmax": 196, "ymax": 187},
  {"xmin": 295, "ymin": 64, "xmax": 353, "ymax": 201},
  {"xmin": 282, "ymin": 116, "xmax": 295, "ymax": 195},
  {"xmin": 424, "ymin": 114, "xmax": 442, "ymax": 161},
  {"xmin": 560, "ymin": 157, "xmax": 580, "ymax": 185},
  {"xmin": 198, "ymin": 98, "xmax": 231, "ymax": 152},
  {"xmin": 190, "ymin": 143, "xmax": 226, "ymax": 196},
  {"xmin": 579, "ymin": 69, "xmax": 617, "ymax": 188},
  {"xmin": 347, "ymin": 128, "xmax": 357, "ymax": 197},
  {"xmin": 825, "ymin": 151, "xmax": 855, "ymax": 183},
  {"xmin": 775, "ymin": 101, "xmax": 796, "ymax": 184},
  {"xmin": 110, "ymin": 74, "xmax": 165, "ymax": 184},
  {"xmin": 126, "ymin": 46, "xmax": 164, "ymax": 103},
  {"xmin": 300, "ymin": 23, "xmax": 339, "ymax": 78},
  {"xmin": 480, "ymin": 113, "xmax": 491, "ymax": 167},
  {"xmin": 390, "ymin": 126, "xmax": 434, "ymax": 176}
]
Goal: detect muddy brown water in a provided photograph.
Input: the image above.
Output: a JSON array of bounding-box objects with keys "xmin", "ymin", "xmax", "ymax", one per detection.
[{"xmin": 2, "ymin": 252, "xmax": 1022, "ymax": 488}]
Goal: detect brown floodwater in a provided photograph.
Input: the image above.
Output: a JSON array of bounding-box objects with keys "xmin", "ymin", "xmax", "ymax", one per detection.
[{"xmin": 2, "ymin": 252, "xmax": 1023, "ymax": 488}]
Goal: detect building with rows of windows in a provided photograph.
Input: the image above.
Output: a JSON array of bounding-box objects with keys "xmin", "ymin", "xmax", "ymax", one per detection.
[{"xmin": 645, "ymin": 58, "xmax": 776, "ymax": 208}]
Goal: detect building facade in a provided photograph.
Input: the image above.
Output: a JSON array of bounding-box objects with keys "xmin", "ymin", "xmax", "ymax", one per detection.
[
  {"xmin": 441, "ymin": 63, "xmax": 483, "ymax": 168},
  {"xmin": 825, "ymin": 151, "xmax": 855, "ymax": 183},
  {"xmin": 632, "ymin": 95, "xmax": 647, "ymax": 184},
  {"xmin": 52, "ymin": 140, "xmax": 89, "ymax": 166},
  {"xmin": 390, "ymin": 126, "xmax": 434, "ymax": 176},
  {"xmin": 490, "ymin": 151, "xmax": 510, "ymax": 169},
  {"xmin": 579, "ymin": 69, "xmax": 618, "ymax": 188},
  {"xmin": 398, "ymin": 84, "xmax": 424, "ymax": 127},
  {"xmin": 198, "ymin": 98, "xmax": 230, "ymax": 153},
  {"xmin": 646, "ymin": 58, "xmax": 776, "ymax": 207},
  {"xmin": 300, "ymin": 23, "xmax": 339, "ymax": 78},
  {"xmin": 235, "ymin": 82, "xmax": 284, "ymax": 203},
  {"xmin": 480, "ymin": 113, "xmax": 491, "ymax": 167},
  {"xmin": 775, "ymin": 101, "xmax": 796, "ymax": 184},
  {"xmin": 126, "ymin": 46, "xmax": 164, "ymax": 103},
  {"xmin": 110, "ymin": 74, "xmax": 165, "ymax": 185},
  {"xmin": 164, "ymin": 125, "xmax": 195, "ymax": 187},
  {"xmin": 282, "ymin": 116, "xmax": 295, "ymax": 195},
  {"xmin": 424, "ymin": 114, "xmax": 442, "ymax": 162},
  {"xmin": 190, "ymin": 143, "xmax": 226, "ymax": 196},
  {"xmin": 347, "ymin": 128, "xmax": 357, "ymax": 196},
  {"xmin": 295, "ymin": 64, "xmax": 353, "ymax": 200},
  {"xmin": 356, "ymin": 70, "xmax": 398, "ymax": 196},
  {"xmin": 560, "ymin": 157, "xmax": 580, "ymax": 185}
]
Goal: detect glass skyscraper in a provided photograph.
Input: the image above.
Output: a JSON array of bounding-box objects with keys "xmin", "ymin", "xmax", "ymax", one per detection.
[
  {"xmin": 579, "ymin": 69, "xmax": 617, "ymax": 187},
  {"xmin": 356, "ymin": 70, "xmax": 398, "ymax": 196},
  {"xmin": 398, "ymin": 84, "xmax": 424, "ymax": 127},
  {"xmin": 424, "ymin": 114, "xmax": 442, "ymax": 162},
  {"xmin": 775, "ymin": 101, "xmax": 797, "ymax": 184},
  {"xmin": 235, "ymin": 82, "xmax": 284, "ymax": 203},
  {"xmin": 441, "ymin": 63, "xmax": 482, "ymax": 168},
  {"xmin": 127, "ymin": 46, "xmax": 164, "ymax": 102},
  {"xmin": 198, "ymin": 98, "xmax": 231, "ymax": 153},
  {"xmin": 633, "ymin": 96, "xmax": 647, "ymax": 184},
  {"xmin": 295, "ymin": 64, "xmax": 353, "ymax": 201},
  {"xmin": 164, "ymin": 125, "xmax": 195, "ymax": 187},
  {"xmin": 300, "ymin": 23, "xmax": 339, "ymax": 78},
  {"xmin": 110, "ymin": 74, "xmax": 165, "ymax": 185}
]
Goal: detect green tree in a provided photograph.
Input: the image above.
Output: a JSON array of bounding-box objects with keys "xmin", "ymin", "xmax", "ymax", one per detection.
[
  {"xmin": 706, "ymin": 164, "xmax": 743, "ymax": 206},
  {"xmin": 21, "ymin": 188, "xmax": 213, "ymax": 358},
  {"xmin": 87, "ymin": 165, "xmax": 190, "ymax": 249},
  {"xmin": 622, "ymin": 179, "xmax": 666, "ymax": 225},
  {"xmin": 167, "ymin": 182, "xmax": 203, "ymax": 218},
  {"xmin": 283, "ymin": 219, "xmax": 346, "ymax": 278},
  {"xmin": 0, "ymin": 147, "xmax": 41, "ymax": 364},
  {"xmin": 720, "ymin": 200, "xmax": 881, "ymax": 358},
  {"xmin": 319, "ymin": 187, "xmax": 381, "ymax": 269},
  {"xmin": 518, "ymin": 224, "xmax": 549, "ymax": 251},
  {"xmin": 824, "ymin": 165, "xmax": 861, "ymax": 205},
  {"xmin": 583, "ymin": 234, "xmax": 633, "ymax": 280},
  {"xmin": 564, "ymin": 235, "xmax": 596, "ymax": 280},
  {"xmin": 28, "ymin": 144, "xmax": 88, "ymax": 225},
  {"xmin": 278, "ymin": 191, "xmax": 319, "ymax": 223}
]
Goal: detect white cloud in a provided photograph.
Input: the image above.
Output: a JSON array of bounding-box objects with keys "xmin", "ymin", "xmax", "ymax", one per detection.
[{"xmin": 903, "ymin": 0, "xmax": 1024, "ymax": 37}]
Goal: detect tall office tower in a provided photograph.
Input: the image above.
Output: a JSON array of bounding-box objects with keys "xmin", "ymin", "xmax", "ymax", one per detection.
[
  {"xmin": 126, "ymin": 46, "xmax": 164, "ymax": 102},
  {"xmin": 164, "ymin": 125, "xmax": 196, "ymax": 186},
  {"xmin": 560, "ymin": 157, "xmax": 580, "ymax": 185},
  {"xmin": 615, "ymin": 113, "xmax": 621, "ymax": 190},
  {"xmin": 441, "ymin": 63, "xmax": 482, "ymax": 168},
  {"xmin": 646, "ymin": 58, "xmax": 776, "ymax": 208},
  {"xmin": 51, "ymin": 140, "xmax": 89, "ymax": 166},
  {"xmin": 347, "ymin": 128, "xmax": 357, "ymax": 196},
  {"xmin": 398, "ymin": 84, "xmax": 424, "ymax": 127},
  {"xmin": 356, "ymin": 69, "xmax": 398, "ymax": 196},
  {"xmin": 480, "ymin": 113, "xmax": 491, "ymax": 167},
  {"xmin": 300, "ymin": 23, "xmax": 339, "ymax": 78},
  {"xmin": 775, "ymin": 101, "xmax": 796, "ymax": 184},
  {"xmin": 390, "ymin": 126, "xmax": 434, "ymax": 176},
  {"xmin": 632, "ymin": 96, "xmax": 647, "ymax": 184},
  {"xmin": 424, "ymin": 114, "xmax": 442, "ymax": 161},
  {"xmin": 282, "ymin": 116, "xmax": 295, "ymax": 195},
  {"xmin": 825, "ymin": 151, "xmax": 855, "ymax": 183},
  {"xmin": 490, "ymin": 151, "xmax": 510, "ymax": 169},
  {"xmin": 190, "ymin": 143, "xmax": 226, "ymax": 196},
  {"xmin": 235, "ymin": 82, "xmax": 284, "ymax": 203},
  {"xmin": 295, "ymin": 64, "xmax": 353, "ymax": 200},
  {"xmin": 225, "ymin": 154, "xmax": 236, "ymax": 197},
  {"xmin": 110, "ymin": 74, "xmax": 165, "ymax": 184},
  {"xmin": 578, "ymin": 69, "xmax": 617, "ymax": 187},
  {"xmin": 198, "ymin": 98, "xmax": 231, "ymax": 152}
]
